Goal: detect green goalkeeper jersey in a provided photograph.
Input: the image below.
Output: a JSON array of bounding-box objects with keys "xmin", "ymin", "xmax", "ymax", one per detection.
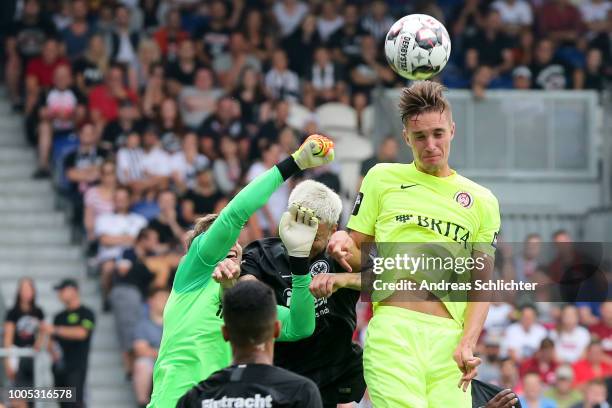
[
  {"xmin": 347, "ymin": 162, "xmax": 501, "ymax": 323},
  {"xmin": 148, "ymin": 163, "xmax": 316, "ymax": 408}
]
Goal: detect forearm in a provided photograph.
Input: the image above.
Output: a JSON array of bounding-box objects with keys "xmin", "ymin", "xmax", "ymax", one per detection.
[
  {"xmin": 463, "ymin": 252, "xmax": 494, "ymax": 346},
  {"xmin": 336, "ymin": 272, "xmax": 362, "ymax": 291},
  {"xmin": 278, "ymin": 258, "xmax": 315, "ymax": 341},
  {"xmin": 54, "ymin": 326, "xmax": 88, "ymax": 340}
]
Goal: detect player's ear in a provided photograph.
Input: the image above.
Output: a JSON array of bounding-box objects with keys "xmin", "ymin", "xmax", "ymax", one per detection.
[
  {"xmin": 450, "ymin": 121, "xmax": 456, "ymax": 141},
  {"xmin": 221, "ymin": 325, "xmax": 230, "ymax": 342},
  {"xmin": 273, "ymin": 320, "xmax": 281, "ymax": 339},
  {"xmin": 402, "ymin": 128, "xmax": 411, "ymax": 146}
]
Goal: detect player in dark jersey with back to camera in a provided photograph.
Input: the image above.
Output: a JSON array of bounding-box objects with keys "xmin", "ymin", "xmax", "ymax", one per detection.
[
  {"xmin": 176, "ymin": 279, "xmax": 323, "ymax": 408},
  {"xmin": 238, "ymin": 180, "xmax": 364, "ymax": 408}
]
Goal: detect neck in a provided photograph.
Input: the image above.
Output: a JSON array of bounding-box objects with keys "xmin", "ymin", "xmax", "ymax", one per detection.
[
  {"xmin": 151, "ymin": 313, "xmax": 163, "ymax": 325},
  {"xmin": 19, "ymin": 301, "xmax": 32, "ymax": 310},
  {"xmin": 67, "ymin": 298, "xmax": 80, "ymax": 310},
  {"xmin": 232, "ymin": 343, "xmax": 274, "ymax": 365}
]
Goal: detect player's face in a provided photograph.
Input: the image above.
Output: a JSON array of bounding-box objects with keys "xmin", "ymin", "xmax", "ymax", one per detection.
[{"xmin": 403, "ymin": 111, "xmax": 455, "ymax": 176}]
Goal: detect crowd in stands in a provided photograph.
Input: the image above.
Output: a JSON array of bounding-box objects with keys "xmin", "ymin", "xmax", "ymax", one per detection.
[{"xmin": 0, "ymin": 0, "xmax": 610, "ymax": 407}]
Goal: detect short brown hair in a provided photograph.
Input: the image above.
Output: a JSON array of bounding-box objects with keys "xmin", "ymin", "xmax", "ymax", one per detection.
[
  {"xmin": 186, "ymin": 214, "xmax": 219, "ymax": 249},
  {"xmin": 399, "ymin": 81, "xmax": 451, "ymax": 127}
]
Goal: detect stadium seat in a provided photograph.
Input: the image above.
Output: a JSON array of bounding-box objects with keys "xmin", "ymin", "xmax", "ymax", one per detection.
[
  {"xmin": 331, "ymin": 130, "xmax": 374, "ymax": 161},
  {"xmin": 315, "ymin": 103, "xmax": 358, "ymax": 133},
  {"xmin": 287, "ymin": 103, "xmax": 313, "ymax": 131},
  {"xmin": 361, "ymin": 105, "xmax": 375, "ymax": 136}
]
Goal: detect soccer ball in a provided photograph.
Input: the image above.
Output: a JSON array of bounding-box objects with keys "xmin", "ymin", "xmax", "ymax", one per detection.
[{"xmin": 384, "ymin": 14, "xmax": 451, "ymax": 80}]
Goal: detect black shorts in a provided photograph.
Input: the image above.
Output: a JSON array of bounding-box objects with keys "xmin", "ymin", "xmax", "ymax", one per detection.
[{"xmin": 318, "ymin": 348, "xmax": 366, "ymax": 406}]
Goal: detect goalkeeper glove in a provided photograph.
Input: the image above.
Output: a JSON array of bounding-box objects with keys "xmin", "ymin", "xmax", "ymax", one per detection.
[
  {"xmin": 291, "ymin": 134, "xmax": 335, "ymax": 170},
  {"xmin": 279, "ymin": 203, "xmax": 319, "ymax": 258}
]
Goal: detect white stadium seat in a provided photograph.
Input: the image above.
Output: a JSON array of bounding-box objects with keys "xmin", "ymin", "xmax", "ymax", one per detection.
[
  {"xmin": 315, "ymin": 103, "xmax": 358, "ymax": 133},
  {"xmin": 287, "ymin": 103, "xmax": 313, "ymax": 131}
]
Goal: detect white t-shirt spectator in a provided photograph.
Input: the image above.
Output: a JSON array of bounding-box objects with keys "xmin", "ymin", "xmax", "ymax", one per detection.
[
  {"xmin": 484, "ymin": 303, "xmax": 514, "ymax": 336},
  {"xmin": 273, "ymin": 1, "xmax": 309, "ymax": 37},
  {"xmin": 492, "ymin": 0, "xmax": 534, "ymax": 26},
  {"xmin": 265, "ymin": 69, "xmax": 300, "ymax": 102},
  {"xmin": 579, "ymin": 0, "xmax": 612, "ymax": 23},
  {"xmin": 361, "ymin": 15, "xmax": 395, "ymax": 41},
  {"xmin": 142, "ymin": 146, "xmax": 172, "ymax": 177},
  {"xmin": 170, "ymin": 151, "xmax": 209, "ymax": 190},
  {"xmin": 549, "ymin": 327, "xmax": 591, "ymax": 363},
  {"xmin": 179, "ymin": 87, "xmax": 223, "ymax": 129},
  {"xmin": 44, "ymin": 88, "xmax": 83, "ymax": 131},
  {"xmin": 117, "ymin": 147, "xmax": 145, "ymax": 185},
  {"xmin": 500, "ymin": 322, "xmax": 548, "ymax": 360},
  {"xmin": 317, "ymin": 16, "xmax": 344, "ymax": 42},
  {"xmin": 95, "ymin": 212, "xmax": 147, "ymax": 261},
  {"xmin": 247, "ymin": 162, "xmax": 288, "ymax": 231}
]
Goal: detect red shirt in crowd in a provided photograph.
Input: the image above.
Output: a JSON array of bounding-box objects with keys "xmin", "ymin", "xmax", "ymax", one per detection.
[
  {"xmin": 519, "ymin": 357, "xmax": 559, "ymax": 386},
  {"xmin": 537, "ymin": 2, "xmax": 583, "ymax": 36},
  {"xmin": 153, "ymin": 29, "xmax": 190, "ymax": 56},
  {"xmin": 26, "ymin": 57, "xmax": 70, "ymax": 88},
  {"xmin": 88, "ymin": 85, "xmax": 138, "ymax": 122},
  {"xmin": 572, "ymin": 359, "xmax": 612, "ymax": 386},
  {"xmin": 590, "ymin": 323, "xmax": 612, "ymax": 357}
]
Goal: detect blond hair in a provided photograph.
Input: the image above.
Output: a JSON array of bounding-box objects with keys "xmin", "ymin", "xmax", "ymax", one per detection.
[{"xmin": 186, "ymin": 214, "xmax": 219, "ymax": 249}]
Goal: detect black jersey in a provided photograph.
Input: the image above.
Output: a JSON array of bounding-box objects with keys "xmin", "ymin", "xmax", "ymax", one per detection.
[
  {"xmin": 241, "ymin": 238, "xmax": 362, "ymax": 387},
  {"xmin": 176, "ymin": 364, "xmax": 323, "ymax": 408}
]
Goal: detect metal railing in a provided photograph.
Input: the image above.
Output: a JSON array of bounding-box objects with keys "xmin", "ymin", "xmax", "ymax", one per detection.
[{"xmin": 0, "ymin": 347, "xmax": 52, "ymax": 408}]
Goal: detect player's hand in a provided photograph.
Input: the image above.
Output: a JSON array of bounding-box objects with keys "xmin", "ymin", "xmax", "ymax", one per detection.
[
  {"xmin": 327, "ymin": 230, "xmax": 354, "ymax": 272},
  {"xmin": 212, "ymin": 258, "xmax": 241, "ymax": 289},
  {"xmin": 486, "ymin": 388, "xmax": 519, "ymax": 408},
  {"xmin": 454, "ymin": 343, "xmax": 481, "ymax": 392},
  {"xmin": 309, "ymin": 273, "xmax": 340, "ymax": 298},
  {"xmin": 291, "ymin": 134, "xmax": 334, "ymax": 170},
  {"xmin": 279, "ymin": 204, "xmax": 319, "ymax": 258}
]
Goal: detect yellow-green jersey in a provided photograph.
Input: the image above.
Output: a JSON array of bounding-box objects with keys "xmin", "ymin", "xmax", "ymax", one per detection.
[{"xmin": 347, "ymin": 162, "xmax": 501, "ymax": 323}]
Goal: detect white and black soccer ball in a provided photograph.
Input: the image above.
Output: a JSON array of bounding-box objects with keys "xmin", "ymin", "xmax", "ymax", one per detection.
[{"xmin": 384, "ymin": 14, "xmax": 451, "ymax": 80}]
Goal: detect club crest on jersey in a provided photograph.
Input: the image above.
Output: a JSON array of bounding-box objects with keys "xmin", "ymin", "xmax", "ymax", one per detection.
[
  {"xmin": 310, "ymin": 260, "xmax": 329, "ymax": 276},
  {"xmin": 454, "ymin": 191, "xmax": 473, "ymax": 208}
]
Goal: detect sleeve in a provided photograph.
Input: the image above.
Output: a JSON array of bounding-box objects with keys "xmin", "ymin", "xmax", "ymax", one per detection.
[
  {"xmin": 239, "ymin": 249, "xmax": 265, "ymax": 281},
  {"xmin": 473, "ymin": 192, "xmax": 501, "ymax": 258},
  {"xmin": 94, "ymin": 214, "xmax": 109, "ymax": 237},
  {"xmin": 173, "ymin": 157, "xmax": 301, "ymax": 292},
  {"xmin": 81, "ymin": 309, "xmax": 95, "ymax": 333},
  {"xmin": 276, "ymin": 272, "xmax": 316, "ymax": 341},
  {"xmin": 346, "ymin": 166, "xmax": 380, "ymax": 236},
  {"xmin": 5, "ymin": 309, "xmax": 17, "ymax": 323},
  {"xmin": 296, "ymin": 380, "xmax": 324, "ymax": 408},
  {"xmin": 36, "ymin": 307, "xmax": 45, "ymax": 320},
  {"xmin": 132, "ymin": 320, "xmax": 146, "ymax": 342},
  {"xmin": 175, "ymin": 386, "xmax": 198, "ymax": 408},
  {"xmin": 63, "ymin": 151, "xmax": 77, "ymax": 171}
]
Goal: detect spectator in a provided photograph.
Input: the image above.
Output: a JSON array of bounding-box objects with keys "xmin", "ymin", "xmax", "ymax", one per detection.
[
  {"xmin": 478, "ymin": 332, "xmax": 504, "ymax": 384},
  {"xmin": 213, "ymin": 136, "xmax": 243, "ymax": 195},
  {"xmin": 194, "ymin": 0, "xmax": 231, "ymax": 63},
  {"xmin": 117, "ymin": 131, "xmax": 145, "ymax": 187},
  {"xmin": 152, "ymin": 8, "xmax": 189, "ymax": 59},
  {"xmin": 4, "ymin": 0, "xmax": 57, "ymax": 109},
  {"xmin": 148, "ymin": 190, "xmax": 185, "ymax": 251},
  {"xmin": 231, "ymin": 67, "xmax": 269, "ymax": 135},
  {"xmin": 101, "ymin": 99, "xmax": 144, "ymax": 151},
  {"xmin": 142, "ymin": 63, "xmax": 166, "ymax": 118},
  {"xmin": 109, "ymin": 228, "xmax": 161, "ymax": 378},
  {"xmin": 348, "ymin": 35, "xmax": 395, "ymax": 96},
  {"xmin": 213, "ymin": 32, "xmax": 262, "ymax": 91},
  {"xmin": 501, "ymin": 304, "xmax": 549, "ymax": 361},
  {"xmin": 197, "ymin": 96, "xmax": 245, "ymax": 158},
  {"xmin": 95, "ymin": 186, "xmax": 148, "ymax": 305},
  {"xmin": 537, "ymin": 0, "xmax": 584, "ymax": 48},
  {"xmin": 60, "ymin": 0, "xmax": 95, "ymax": 60},
  {"xmin": 544, "ymin": 365, "xmax": 584, "ymax": 408},
  {"xmin": 157, "ymin": 98, "xmax": 185, "ymax": 153},
  {"xmin": 361, "ymin": 0, "xmax": 395, "ymax": 42},
  {"xmin": 514, "ymin": 30, "xmax": 536, "ymax": 66},
  {"xmin": 83, "ymin": 160, "xmax": 117, "ymax": 244},
  {"xmin": 88, "ymin": 64, "xmax": 139, "ymax": 126},
  {"xmin": 283, "ymin": 13, "xmax": 323, "ymax": 76},
  {"xmin": 491, "ymin": 0, "xmax": 534, "ymax": 37},
  {"xmin": 165, "ymin": 39, "xmax": 201, "ymax": 97},
  {"xmin": 317, "ymin": 1, "xmax": 344, "ymax": 43},
  {"xmin": 138, "ymin": 125, "xmax": 172, "ymax": 195},
  {"xmin": 530, "ymin": 38, "xmax": 582, "ymax": 90},
  {"xmin": 570, "ymin": 379, "xmax": 610, "ymax": 408},
  {"xmin": 551, "ymin": 305, "xmax": 592, "ymax": 364},
  {"xmin": 132, "ymin": 289, "xmax": 169, "ymax": 407},
  {"xmin": 264, "ymin": 49, "xmax": 301, "ymax": 102},
  {"xmin": 485, "ymin": 301, "xmax": 516, "ymax": 337},
  {"xmin": 110, "ymin": 5, "xmax": 140, "ymax": 66},
  {"xmin": 32, "ymin": 64, "xmax": 87, "ymax": 178},
  {"xmin": 500, "ymin": 357, "xmax": 523, "ymax": 393},
  {"xmin": 359, "ymin": 136, "xmax": 399, "ymax": 185},
  {"xmin": 512, "ymin": 233, "xmax": 542, "ymax": 282},
  {"xmin": 72, "ymin": 34, "xmax": 109, "ymax": 96},
  {"xmin": 3, "ymin": 278, "xmax": 44, "ymax": 406},
  {"xmin": 590, "ymin": 302, "xmax": 612, "ymax": 361},
  {"xmin": 179, "ymin": 67, "xmax": 223, "ymax": 130},
  {"xmin": 180, "ymin": 168, "xmax": 226, "ymax": 226},
  {"xmin": 519, "ymin": 372, "xmax": 559, "ymax": 408},
  {"xmin": 52, "ymin": 0, "xmax": 72, "ymax": 31},
  {"xmin": 520, "ymin": 338, "xmax": 560, "ymax": 386},
  {"xmin": 240, "ymin": 9, "xmax": 270, "ymax": 62},
  {"xmin": 45, "ymin": 279, "xmax": 95, "ymax": 408},
  {"xmin": 579, "ymin": 0, "xmax": 611, "ymax": 56},
  {"xmin": 131, "ymin": 38, "xmax": 162, "ymax": 92},
  {"xmin": 273, "ymin": 0, "xmax": 308, "ymax": 38},
  {"xmin": 24, "ymin": 37, "xmax": 70, "ymax": 115},
  {"xmin": 513, "ymin": 65, "xmax": 533, "ymax": 89},
  {"xmin": 170, "ymin": 132, "xmax": 210, "ymax": 193},
  {"xmin": 250, "ymin": 99, "xmax": 292, "ymax": 161},
  {"xmin": 329, "ymin": 4, "xmax": 368, "ymax": 65},
  {"xmin": 303, "ymin": 46, "xmax": 347, "ymax": 106},
  {"xmin": 583, "ymin": 48, "xmax": 606, "ymax": 91},
  {"xmin": 572, "ymin": 340, "xmax": 612, "ymax": 387}
]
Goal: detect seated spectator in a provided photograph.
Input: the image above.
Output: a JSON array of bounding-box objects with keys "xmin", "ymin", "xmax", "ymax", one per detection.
[
  {"xmin": 193, "ymin": 0, "xmax": 232, "ymax": 64},
  {"xmin": 142, "ymin": 63, "xmax": 166, "ymax": 118},
  {"xmin": 45, "ymin": 279, "xmax": 95, "ymax": 408},
  {"xmin": 109, "ymin": 228, "xmax": 161, "ymax": 377},
  {"xmin": 249, "ymin": 99, "xmax": 292, "ymax": 161},
  {"xmin": 152, "ymin": 8, "xmax": 189, "ymax": 59},
  {"xmin": 500, "ymin": 357, "xmax": 524, "ymax": 394},
  {"xmin": 63, "ymin": 123, "xmax": 111, "ymax": 224},
  {"xmin": 60, "ymin": 0, "xmax": 95, "ymax": 60},
  {"xmin": 264, "ymin": 49, "xmax": 300, "ymax": 102},
  {"xmin": 544, "ymin": 365, "xmax": 583, "ymax": 408},
  {"xmin": 180, "ymin": 168, "xmax": 226, "ymax": 227},
  {"xmin": 348, "ymin": 35, "xmax": 395, "ymax": 96},
  {"xmin": 4, "ymin": 0, "xmax": 57, "ymax": 109},
  {"xmin": 303, "ymin": 47, "xmax": 347, "ymax": 106},
  {"xmin": 101, "ymin": 99, "xmax": 144, "ymax": 151},
  {"xmin": 513, "ymin": 65, "xmax": 533, "ymax": 89},
  {"xmin": 213, "ymin": 32, "xmax": 262, "ymax": 91},
  {"xmin": 157, "ymin": 98, "xmax": 185, "ymax": 153},
  {"xmin": 277, "ymin": 126, "xmax": 299, "ymax": 157},
  {"xmin": 117, "ymin": 131, "xmax": 145, "ymax": 187},
  {"xmin": 570, "ymin": 379, "xmax": 609, "ymax": 408},
  {"xmin": 491, "ymin": 0, "xmax": 534, "ymax": 37},
  {"xmin": 537, "ymin": 0, "xmax": 584, "ymax": 49},
  {"xmin": 138, "ymin": 125, "xmax": 172, "ymax": 194},
  {"xmin": 273, "ymin": 0, "xmax": 308, "ymax": 38},
  {"xmin": 132, "ymin": 288, "xmax": 168, "ymax": 407},
  {"xmin": 519, "ymin": 372, "xmax": 558, "ymax": 408},
  {"xmin": 485, "ymin": 301, "xmax": 515, "ymax": 337},
  {"xmin": 83, "ymin": 160, "xmax": 117, "ymax": 244},
  {"xmin": 110, "ymin": 5, "xmax": 140, "ymax": 67},
  {"xmin": 361, "ymin": 0, "xmax": 394, "ymax": 42},
  {"xmin": 148, "ymin": 191, "xmax": 185, "ymax": 251},
  {"xmin": 95, "ymin": 187, "xmax": 148, "ymax": 305},
  {"xmin": 501, "ymin": 304, "xmax": 549, "ymax": 361},
  {"xmin": 573, "ymin": 340, "xmax": 612, "ymax": 388},
  {"xmin": 231, "ymin": 67, "xmax": 269, "ymax": 136},
  {"xmin": 24, "ymin": 37, "xmax": 70, "ymax": 115},
  {"xmin": 3, "ymin": 278, "xmax": 44, "ymax": 407},
  {"xmin": 583, "ymin": 48, "xmax": 606, "ymax": 91},
  {"xmin": 179, "ymin": 67, "xmax": 223, "ymax": 130},
  {"xmin": 165, "ymin": 39, "xmax": 201, "ymax": 97},
  {"xmin": 170, "ymin": 132, "xmax": 210, "ymax": 194},
  {"xmin": 359, "ymin": 136, "xmax": 399, "ymax": 188},
  {"xmin": 530, "ymin": 38, "xmax": 582, "ymax": 90},
  {"xmin": 590, "ymin": 302, "xmax": 612, "ymax": 361},
  {"xmin": 72, "ymin": 34, "xmax": 108, "ymax": 96},
  {"xmin": 89, "ymin": 64, "xmax": 139, "ymax": 127},
  {"xmin": 131, "ymin": 38, "xmax": 162, "ymax": 93},
  {"xmin": 477, "ymin": 332, "xmax": 503, "ymax": 384},
  {"xmin": 283, "ymin": 14, "xmax": 322, "ymax": 76},
  {"xmin": 317, "ymin": 1, "xmax": 343, "ymax": 43},
  {"xmin": 33, "ymin": 64, "xmax": 87, "ymax": 178},
  {"xmin": 240, "ymin": 9, "xmax": 269, "ymax": 62},
  {"xmin": 329, "ymin": 4, "xmax": 367, "ymax": 66},
  {"xmin": 213, "ymin": 136, "xmax": 243, "ymax": 195},
  {"xmin": 551, "ymin": 305, "xmax": 592, "ymax": 364},
  {"xmin": 520, "ymin": 338, "xmax": 560, "ymax": 386},
  {"xmin": 197, "ymin": 96, "xmax": 246, "ymax": 158}
]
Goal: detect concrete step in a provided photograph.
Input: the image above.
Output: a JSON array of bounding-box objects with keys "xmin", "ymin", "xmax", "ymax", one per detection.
[
  {"xmin": 0, "ymin": 260, "xmax": 86, "ymax": 278},
  {"xmin": 0, "ymin": 163, "xmax": 39, "ymax": 179},
  {"xmin": 89, "ymin": 388, "xmax": 137, "ymax": 406},
  {"xmin": 0, "ymin": 245, "xmax": 83, "ymax": 261},
  {"xmin": 0, "ymin": 146, "xmax": 36, "ymax": 162},
  {"xmin": 89, "ymin": 349, "xmax": 126, "ymax": 369},
  {"xmin": 0, "ymin": 196, "xmax": 56, "ymax": 211},
  {"xmin": 0, "ymin": 179, "xmax": 54, "ymax": 194},
  {"xmin": 0, "ymin": 228, "xmax": 71, "ymax": 245},
  {"xmin": 0, "ymin": 211, "xmax": 66, "ymax": 228},
  {"xmin": 87, "ymin": 366, "xmax": 132, "ymax": 387}
]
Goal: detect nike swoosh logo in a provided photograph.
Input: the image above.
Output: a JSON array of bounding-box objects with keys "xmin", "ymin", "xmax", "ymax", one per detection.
[{"xmin": 401, "ymin": 184, "xmax": 418, "ymax": 189}]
